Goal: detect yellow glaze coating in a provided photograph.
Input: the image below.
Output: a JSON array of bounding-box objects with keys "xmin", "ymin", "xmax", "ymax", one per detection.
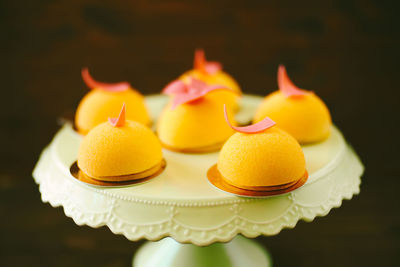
[
  {"xmin": 157, "ymin": 97, "xmax": 235, "ymax": 151},
  {"xmin": 75, "ymin": 89, "xmax": 151, "ymax": 135},
  {"xmin": 218, "ymin": 127, "xmax": 306, "ymax": 187},
  {"xmin": 253, "ymin": 91, "xmax": 331, "ymax": 144},
  {"xmin": 78, "ymin": 120, "xmax": 162, "ymax": 179},
  {"xmin": 179, "ymin": 69, "xmax": 241, "ymax": 111}
]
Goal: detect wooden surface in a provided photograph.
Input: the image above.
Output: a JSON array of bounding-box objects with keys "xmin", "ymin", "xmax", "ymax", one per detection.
[{"xmin": 1, "ymin": 0, "xmax": 399, "ymax": 266}]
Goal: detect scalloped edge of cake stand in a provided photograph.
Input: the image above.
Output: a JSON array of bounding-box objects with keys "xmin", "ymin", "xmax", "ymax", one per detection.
[
  {"xmin": 32, "ymin": 94, "xmax": 364, "ymax": 246},
  {"xmin": 33, "ymin": 131, "xmax": 363, "ymax": 246}
]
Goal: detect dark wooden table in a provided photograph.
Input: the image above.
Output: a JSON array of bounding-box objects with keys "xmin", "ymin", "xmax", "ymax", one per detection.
[{"xmin": 1, "ymin": 0, "xmax": 399, "ymax": 266}]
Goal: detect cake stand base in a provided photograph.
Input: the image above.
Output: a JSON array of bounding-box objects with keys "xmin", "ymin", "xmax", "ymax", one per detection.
[{"xmin": 133, "ymin": 235, "xmax": 271, "ymax": 267}]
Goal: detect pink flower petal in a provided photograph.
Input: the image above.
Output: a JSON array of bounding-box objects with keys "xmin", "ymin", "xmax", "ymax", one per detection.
[
  {"xmin": 162, "ymin": 80, "xmax": 187, "ymax": 95},
  {"xmin": 194, "ymin": 49, "xmax": 206, "ymax": 73},
  {"xmin": 193, "ymin": 49, "xmax": 222, "ymax": 75},
  {"xmin": 205, "ymin": 62, "xmax": 222, "ymax": 74},
  {"xmin": 224, "ymin": 105, "xmax": 275, "ymax": 133},
  {"xmin": 171, "ymin": 85, "xmax": 230, "ymax": 109},
  {"xmin": 278, "ymin": 65, "xmax": 308, "ymax": 97},
  {"xmin": 170, "ymin": 93, "xmax": 200, "ymax": 109},
  {"xmin": 189, "ymin": 77, "xmax": 208, "ymax": 91},
  {"xmin": 169, "ymin": 78, "xmax": 235, "ymax": 109},
  {"xmin": 108, "ymin": 103, "xmax": 126, "ymax": 127},
  {"xmin": 81, "ymin": 68, "xmax": 130, "ymax": 92}
]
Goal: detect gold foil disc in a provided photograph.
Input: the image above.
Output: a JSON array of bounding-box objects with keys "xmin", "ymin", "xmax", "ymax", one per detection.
[
  {"xmin": 207, "ymin": 164, "xmax": 308, "ymax": 197},
  {"xmin": 70, "ymin": 159, "xmax": 166, "ymax": 187}
]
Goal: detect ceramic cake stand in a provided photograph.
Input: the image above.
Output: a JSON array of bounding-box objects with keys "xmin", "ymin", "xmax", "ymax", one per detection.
[{"xmin": 33, "ymin": 95, "xmax": 364, "ymax": 267}]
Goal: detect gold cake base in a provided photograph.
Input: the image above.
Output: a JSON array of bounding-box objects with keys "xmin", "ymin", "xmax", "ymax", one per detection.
[
  {"xmin": 207, "ymin": 164, "xmax": 308, "ymax": 197},
  {"xmin": 70, "ymin": 159, "xmax": 166, "ymax": 187}
]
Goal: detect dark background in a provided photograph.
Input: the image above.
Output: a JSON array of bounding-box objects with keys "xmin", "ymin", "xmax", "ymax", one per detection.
[{"xmin": 1, "ymin": 0, "xmax": 399, "ymax": 266}]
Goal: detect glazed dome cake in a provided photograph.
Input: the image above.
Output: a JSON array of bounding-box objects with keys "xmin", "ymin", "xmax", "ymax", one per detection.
[
  {"xmin": 75, "ymin": 68, "xmax": 151, "ymax": 135},
  {"xmin": 179, "ymin": 49, "xmax": 241, "ymax": 111},
  {"xmin": 253, "ymin": 65, "xmax": 332, "ymax": 144},
  {"xmin": 77, "ymin": 104, "xmax": 163, "ymax": 181},
  {"xmin": 208, "ymin": 106, "xmax": 307, "ymax": 195},
  {"xmin": 218, "ymin": 127, "xmax": 306, "ymax": 188},
  {"xmin": 157, "ymin": 78, "xmax": 236, "ymax": 153}
]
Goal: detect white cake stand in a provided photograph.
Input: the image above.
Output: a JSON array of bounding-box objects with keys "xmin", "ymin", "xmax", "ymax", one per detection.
[{"xmin": 33, "ymin": 95, "xmax": 364, "ymax": 267}]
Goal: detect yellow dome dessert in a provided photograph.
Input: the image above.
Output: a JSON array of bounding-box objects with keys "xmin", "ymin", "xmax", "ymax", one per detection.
[
  {"xmin": 158, "ymin": 78, "xmax": 236, "ymax": 153},
  {"xmin": 77, "ymin": 104, "xmax": 163, "ymax": 181},
  {"xmin": 253, "ymin": 65, "xmax": 332, "ymax": 144},
  {"xmin": 179, "ymin": 49, "xmax": 241, "ymax": 111},
  {"xmin": 208, "ymin": 106, "xmax": 307, "ymax": 196},
  {"xmin": 218, "ymin": 127, "xmax": 306, "ymax": 188},
  {"xmin": 75, "ymin": 68, "xmax": 151, "ymax": 135}
]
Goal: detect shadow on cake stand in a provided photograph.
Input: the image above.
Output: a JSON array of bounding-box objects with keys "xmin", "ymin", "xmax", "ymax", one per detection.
[{"xmin": 32, "ymin": 95, "xmax": 363, "ymax": 267}]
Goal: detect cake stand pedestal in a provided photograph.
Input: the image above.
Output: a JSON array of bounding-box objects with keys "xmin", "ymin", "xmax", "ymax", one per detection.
[
  {"xmin": 33, "ymin": 95, "xmax": 363, "ymax": 267},
  {"xmin": 134, "ymin": 235, "xmax": 271, "ymax": 267}
]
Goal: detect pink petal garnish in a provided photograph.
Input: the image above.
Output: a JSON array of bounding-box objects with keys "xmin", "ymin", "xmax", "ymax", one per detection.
[
  {"xmin": 81, "ymin": 68, "xmax": 130, "ymax": 92},
  {"xmin": 171, "ymin": 94, "xmax": 202, "ymax": 109},
  {"xmin": 108, "ymin": 103, "xmax": 126, "ymax": 127},
  {"xmin": 224, "ymin": 105, "xmax": 275, "ymax": 133},
  {"xmin": 189, "ymin": 76, "xmax": 208, "ymax": 90},
  {"xmin": 171, "ymin": 85, "xmax": 230, "ymax": 109},
  {"xmin": 162, "ymin": 80, "xmax": 187, "ymax": 95},
  {"xmin": 278, "ymin": 65, "xmax": 308, "ymax": 97},
  {"xmin": 193, "ymin": 49, "xmax": 222, "ymax": 75},
  {"xmin": 205, "ymin": 61, "xmax": 222, "ymax": 74},
  {"xmin": 169, "ymin": 77, "xmax": 235, "ymax": 109},
  {"xmin": 194, "ymin": 49, "xmax": 206, "ymax": 73}
]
